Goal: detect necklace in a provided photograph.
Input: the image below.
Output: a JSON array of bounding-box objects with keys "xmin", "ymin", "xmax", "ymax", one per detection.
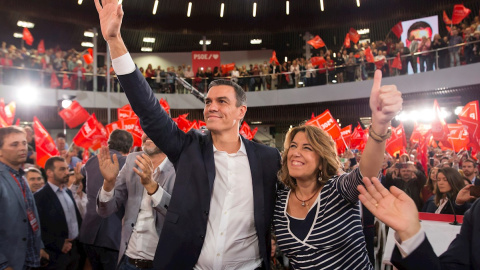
[{"xmin": 294, "ymin": 187, "xmax": 320, "ymax": 207}]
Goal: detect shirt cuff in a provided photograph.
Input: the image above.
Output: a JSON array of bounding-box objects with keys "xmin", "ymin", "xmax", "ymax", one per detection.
[
  {"xmin": 111, "ymin": 52, "xmax": 136, "ymax": 75},
  {"xmin": 99, "ymin": 186, "xmax": 115, "ymax": 202},
  {"xmin": 150, "ymin": 185, "xmax": 164, "ymax": 206},
  {"xmin": 394, "ymin": 228, "xmax": 425, "ymax": 258}
]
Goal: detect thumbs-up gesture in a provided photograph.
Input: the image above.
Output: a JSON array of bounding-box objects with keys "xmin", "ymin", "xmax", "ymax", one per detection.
[{"xmin": 369, "ymin": 70, "xmax": 402, "ymax": 127}]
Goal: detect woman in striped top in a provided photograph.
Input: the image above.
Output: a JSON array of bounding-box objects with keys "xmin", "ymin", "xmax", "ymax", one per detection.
[{"xmin": 273, "ymin": 70, "xmax": 403, "ymax": 269}]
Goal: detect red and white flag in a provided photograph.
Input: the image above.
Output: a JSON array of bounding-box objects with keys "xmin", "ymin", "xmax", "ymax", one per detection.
[
  {"xmin": 391, "ymin": 22, "xmax": 403, "ymax": 38},
  {"xmin": 58, "ymin": 100, "xmax": 90, "ymax": 128},
  {"xmin": 33, "ymin": 117, "xmax": 60, "ymax": 168},
  {"xmin": 307, "ymin": 35, "xmax": 326, "ymax": 49},
  {"xmin": 306, "ymin": 110, "xmax": 341, "ymax": 139}
]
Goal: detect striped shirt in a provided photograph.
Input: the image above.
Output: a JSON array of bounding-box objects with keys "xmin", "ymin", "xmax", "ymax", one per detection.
[{"xmin": 273, "ymin": 168, "xmax": 373, "ymax": 270}]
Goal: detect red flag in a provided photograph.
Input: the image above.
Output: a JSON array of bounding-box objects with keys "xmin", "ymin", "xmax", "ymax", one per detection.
[
  {"xmin": 350, "ymin": 123, "xmax": 367, "ymax": 151},
  {"xmin": 307, "ymin": 35, "xmax": 326, "ymax": 49},
  {"xmin": 447, "ymin": 124, "xmax": 470, "ymax": 152},
  {"xmin": 62, "ymin": 74, "xmax": 71, "ymax": 89},
  {"xmin": 120, "ymin": 117, "xmax": 143, "ymax": 147},
  {"xmin": 3, "ymin": 102, "xmax": 15, "ymax": 126},
  {"xmin": 410, "ymin": 123, "xmax": 431, "ymax": 145},
  {"xmin": 82, "ymin": 150, "xmax": 90, "ymax": 164},
  {"xmin": 458, "ymin": 100, "xmax": 480, "ymax": 148},
  {"xmin": 51, "ymin": 72, "xmax": 61, "ymax": 88},
  {"xmin": 391, "ymin": 22, "xmax": 403, "ymax": 38},
  {"xmin": 270, "ymin": 51, "xmax": 280, "ymax": 66},
  {"xmin": 374, "ymin": 59, "xmax": 385, "ymax": 70},
  {"xmin": 87, "ymin": 48, "xmax": 93, "ymax": 57},
  {"xmin": 22, "ymin": 28, "xmax": 34, "ymax": 46},
  {"xmin": 239, "ymin": 122, "xmax": 258, "ymax": 141},
  {"xmin": 72, "ymin": 113, "xmax": 108, "ymax": 151},
  {"xmin": 83, "ymin": 54, "xmax": 93, "ymax": 65},
  {"xmin": 343, "ymin": 33, "xmax": 351, "ymax": 48},
  {"xmin": 172, "ymin": 114, "xmax": 196, "ymax": 133},
  {"xmin": 33, "ymin": 116, "xmax": 60, "ymax": 168},
  {"xmin": 310, "ymin": 56, "xmax": 326, "ymax": 66},
  {"xmin": 365, "ymin": 47, "xmax": 374, "ymax": 63},
  {"xmin": 386, "ymin": 123, "xmax": 407, "ymax": 157},
  {"xmin": 348, "ymin": 28, "xmax": 361, "ymax": 44},
  {"xmin": 432, "ymin": 100, "xmax": 451, "ymax": 146},
  {"xmin": 37, "ymin": 40, "xmax": 45, "ymax": 54},
  {"xmin": 159, "ymin": 98, "xmax": 170, "ymax": 114},
  {"xmin": 305, "ymin": 110, "xmax": 341, "ymax": 139},
  {"xmin": 58, "ymin": 100, "xmax": 90, "ymax": 128},
  {"xmin": 221, "ymin": 63, "xmax": 235, "ymax": 74},
  {"xmin": 391, "ymin": 53, "xmax": 403, "ymax": 70},
  {"xmin": 446, "ymin": 25, "xmax": 452, "ymax": 32},
  {"xmin": 117, "ymin": 104, "xmax": 136, "ymax": 119},
  {"xmin": 198, "ymin": 120, "xmax": 206, "ymax": 128},
  {"xmin": 443, "ymin": 10, "xmax": 452, "ymax": 25},
  {"xmin": 451, "ymin": 4, "xmax": 471, "ymax": 25},
  {"xmin": 336, "ymin": 125, "xmax": 352, "ymax": 155},
  {"xmin": 417, "ymin": 135, "xmax": 429, "ymax": 174}
]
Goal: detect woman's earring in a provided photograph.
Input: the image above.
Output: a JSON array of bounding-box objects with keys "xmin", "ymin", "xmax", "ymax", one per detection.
[{"xmin": 318, "ymin": 171, "xmax": 323, "ymax": 181}]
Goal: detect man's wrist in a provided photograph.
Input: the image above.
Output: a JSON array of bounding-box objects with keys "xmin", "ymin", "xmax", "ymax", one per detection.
[
  {"xmin": 146, "ymin": 181, "xmax": 159, "ymax": 195},
  {"xmin": 103, "ymin": 181, "xmax": 115, "ymax": 192},
  {"xmin": 397, "ymin": 222, "xmax": 421, "ymax": 242}
]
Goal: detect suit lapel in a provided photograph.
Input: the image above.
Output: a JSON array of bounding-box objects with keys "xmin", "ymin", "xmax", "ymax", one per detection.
[
  {"xmin": 244, "ymin": 138, "xmax": 265, "ymax": 235},
  {"xmin": 44, "ymin": 183, "xmax": 67, "ymax": 223},
  {"xmin": 202, "ymin": 133, "xmax": 216, "ymax": 194}
]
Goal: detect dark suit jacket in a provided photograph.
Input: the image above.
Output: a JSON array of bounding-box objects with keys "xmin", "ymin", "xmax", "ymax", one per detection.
[
  {"xmin": 78, "ymin": 151, "xmax": 126, "ymax": 250},
  {"xmin": 34, "ymin": 183, "xmax": 82, "ymax": 263},
  {"xmin": 118, "ymin": 69, "xmax": 282, "ymax": 269},
  {"xmin": 391, "ymin": 198, "xmax": 480, "ymax": 270}
]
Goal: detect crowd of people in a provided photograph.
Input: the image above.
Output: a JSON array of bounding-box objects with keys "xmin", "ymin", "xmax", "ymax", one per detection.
[
  {"xmin": 2, "ymin": 18, "xmax": 480, "ymax": 93},
  {"xmin": 2, "ymin": 3, "xmax": 480, "ymax": 269}
]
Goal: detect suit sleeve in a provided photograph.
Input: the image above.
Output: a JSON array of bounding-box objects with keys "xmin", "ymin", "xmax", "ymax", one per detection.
[
  {"xmin": 391, "ymin": 203, "xmax": 475, "ymax": 270},
  {"xmin": 117, "ymin": 69, "xmax": 187, "ymax": 163},
  {"xmin": 96, "ymin": 154, "xmax": 132, "ymax": 218}
]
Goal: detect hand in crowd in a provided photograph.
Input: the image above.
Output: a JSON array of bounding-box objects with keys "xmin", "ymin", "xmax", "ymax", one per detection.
[
  {"xmin": 369, "ymin": 70, "xmax": 402, "ymax": 128},
  {"xmin": 98, "ymin": 146, "xmax": 119, "ymax": 192},
  {"xmin": 455, "ymin": 184, "xmax": 476, "ymax": 205},
  {"xmin": 61, "ymin": 239, "xmax": 73, "ymax": 254},
  {"xmin": 73, "ymin": 162, "xmax": 84, "ymax": 183},
  {"xmin": 358, "ymin": 177, "xmax": 421, "ymax": 242},
  {"xmin": 40, "ymin": 248, "xmax": 49, "ymax": 260},
  {"xmin": 95, "ymin": 0, "xmax": 123, "ymax": 42},
  {"xmin": 133, "ymin": 154, "xmax": 158, "ymax": 194}
]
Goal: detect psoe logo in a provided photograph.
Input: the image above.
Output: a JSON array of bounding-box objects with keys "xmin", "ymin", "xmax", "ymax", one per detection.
[{"xmin": 193, "ymin": 54, "xmax": 219, "ymax": 60}]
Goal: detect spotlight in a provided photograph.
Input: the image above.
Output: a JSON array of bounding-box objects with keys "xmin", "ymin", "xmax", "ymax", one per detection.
[
  {"xmin": 61, "ymin": 100, "xmax": 73, "ymax": 109},
  {"xmin": 18, "ymin": 85, "xmax": 38, "ymax": 104}
]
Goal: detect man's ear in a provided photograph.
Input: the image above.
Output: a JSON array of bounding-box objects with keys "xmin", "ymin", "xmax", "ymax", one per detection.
[{"xmin": 238, "ymin": 105, "xmax": 247, "ymax": 120}]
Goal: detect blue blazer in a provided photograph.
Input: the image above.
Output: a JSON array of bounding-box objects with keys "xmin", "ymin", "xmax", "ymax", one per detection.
[
  {"xmin": 391, "ymin": 198, "xmax": 480, "ymax": 270},
  {"xmin": 34, "ymin": 183, "xmax": 82, "ymax": 264},
  {"xmin": 118, "ymin": 69, "xmax": 281, "ymax": 269},
  {"xmin": 0, "ymin": 165, "xmax": 43, "ymax": 270}
]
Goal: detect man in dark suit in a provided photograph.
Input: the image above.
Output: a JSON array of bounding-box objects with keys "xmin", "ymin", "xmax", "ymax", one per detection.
[
  {"xmin": 358, "ymin": 176, "xmax": 479, "ymax": 269},
  {"xmin": 77, "ymin": 129, "xmax": 133, "ymax": 270},
  {"xmin": 94, "ymin": 1, "xmax": 281, "ymax": 268},
  {"xmin": 34, "ymin": 156, "xmax": 83, "ymax": 269},
  {"xmin": 462, "ymin": 159, "xmax": 478, "ymax": 185},
  {"xmin": 0, "ymin": 126, "xmax": 48, "ymax": 270}
]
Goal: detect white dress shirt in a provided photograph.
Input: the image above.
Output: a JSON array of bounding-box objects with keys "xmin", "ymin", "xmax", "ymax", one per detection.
[
  {"xmin": 48, "ymin": 182, "xmax": 79, "ymax": 239},
  {"xmin": 195, "ymin": 139, "xmax": 261, "ymax": 270},
  {"xmin": 100, "ymin": 158, "xmax": 167, "ymax": 260}
]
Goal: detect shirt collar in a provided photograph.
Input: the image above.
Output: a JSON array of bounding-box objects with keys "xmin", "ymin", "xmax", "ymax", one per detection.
[
  {"xmin": 212, "ymin": 136, "xmax": 247, "ymax": 156},
  {"xmin": 48, "ymin": 181, "xmax": 65, "ymax": 192},
  {"xmin": 0, "ymin": 161, "xmax": 25, "ymax": 177},
  {"xmin": 155, "ymin": 156, "xmax": 170, "ymax": 174}
]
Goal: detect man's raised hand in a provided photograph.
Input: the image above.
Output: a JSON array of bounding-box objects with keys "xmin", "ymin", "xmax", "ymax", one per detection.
[
  {"xmin": 98, "ymin": 146, "xmax": 119, "ymax": 192},
  {"xmin": 358, "ymin": 177, "xmax": 421, "ymax": 242},
  {"xmin": 94, "ymin": 0, "xmax": 124, "ymax": 42}
]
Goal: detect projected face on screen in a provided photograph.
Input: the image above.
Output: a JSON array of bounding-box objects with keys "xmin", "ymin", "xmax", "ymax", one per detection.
[{"xmin": 406, "ymin": 21, "xmax": 433, "ymax": 48}]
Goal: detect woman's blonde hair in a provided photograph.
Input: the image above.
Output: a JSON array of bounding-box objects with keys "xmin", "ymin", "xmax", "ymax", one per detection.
[{"xmin": 278, "ymin": 125, "xmax": 340, "ymax": 190}]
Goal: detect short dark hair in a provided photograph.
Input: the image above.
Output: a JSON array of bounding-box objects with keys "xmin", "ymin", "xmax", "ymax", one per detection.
[
  {"xmin": 26, "ymin": 167, "xmax": 42, "ymax": 176},
  {"xmin": 45, "ymin": 156, "xmax": 66, "ymax": 173},
  {"xmin": 463, "ymin": 159, "xmax": 477, "ymax": 167},
  {"xmin": 0, "ymin": 126, "xmax": 26, "ymax": 148},
  {"xmin": 208, "ymin": 79, "xmax": 247, "ymax": 107},
  {"xmin": 108, "ymin": 129, "xmax": 133, "ymax": 154}
]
